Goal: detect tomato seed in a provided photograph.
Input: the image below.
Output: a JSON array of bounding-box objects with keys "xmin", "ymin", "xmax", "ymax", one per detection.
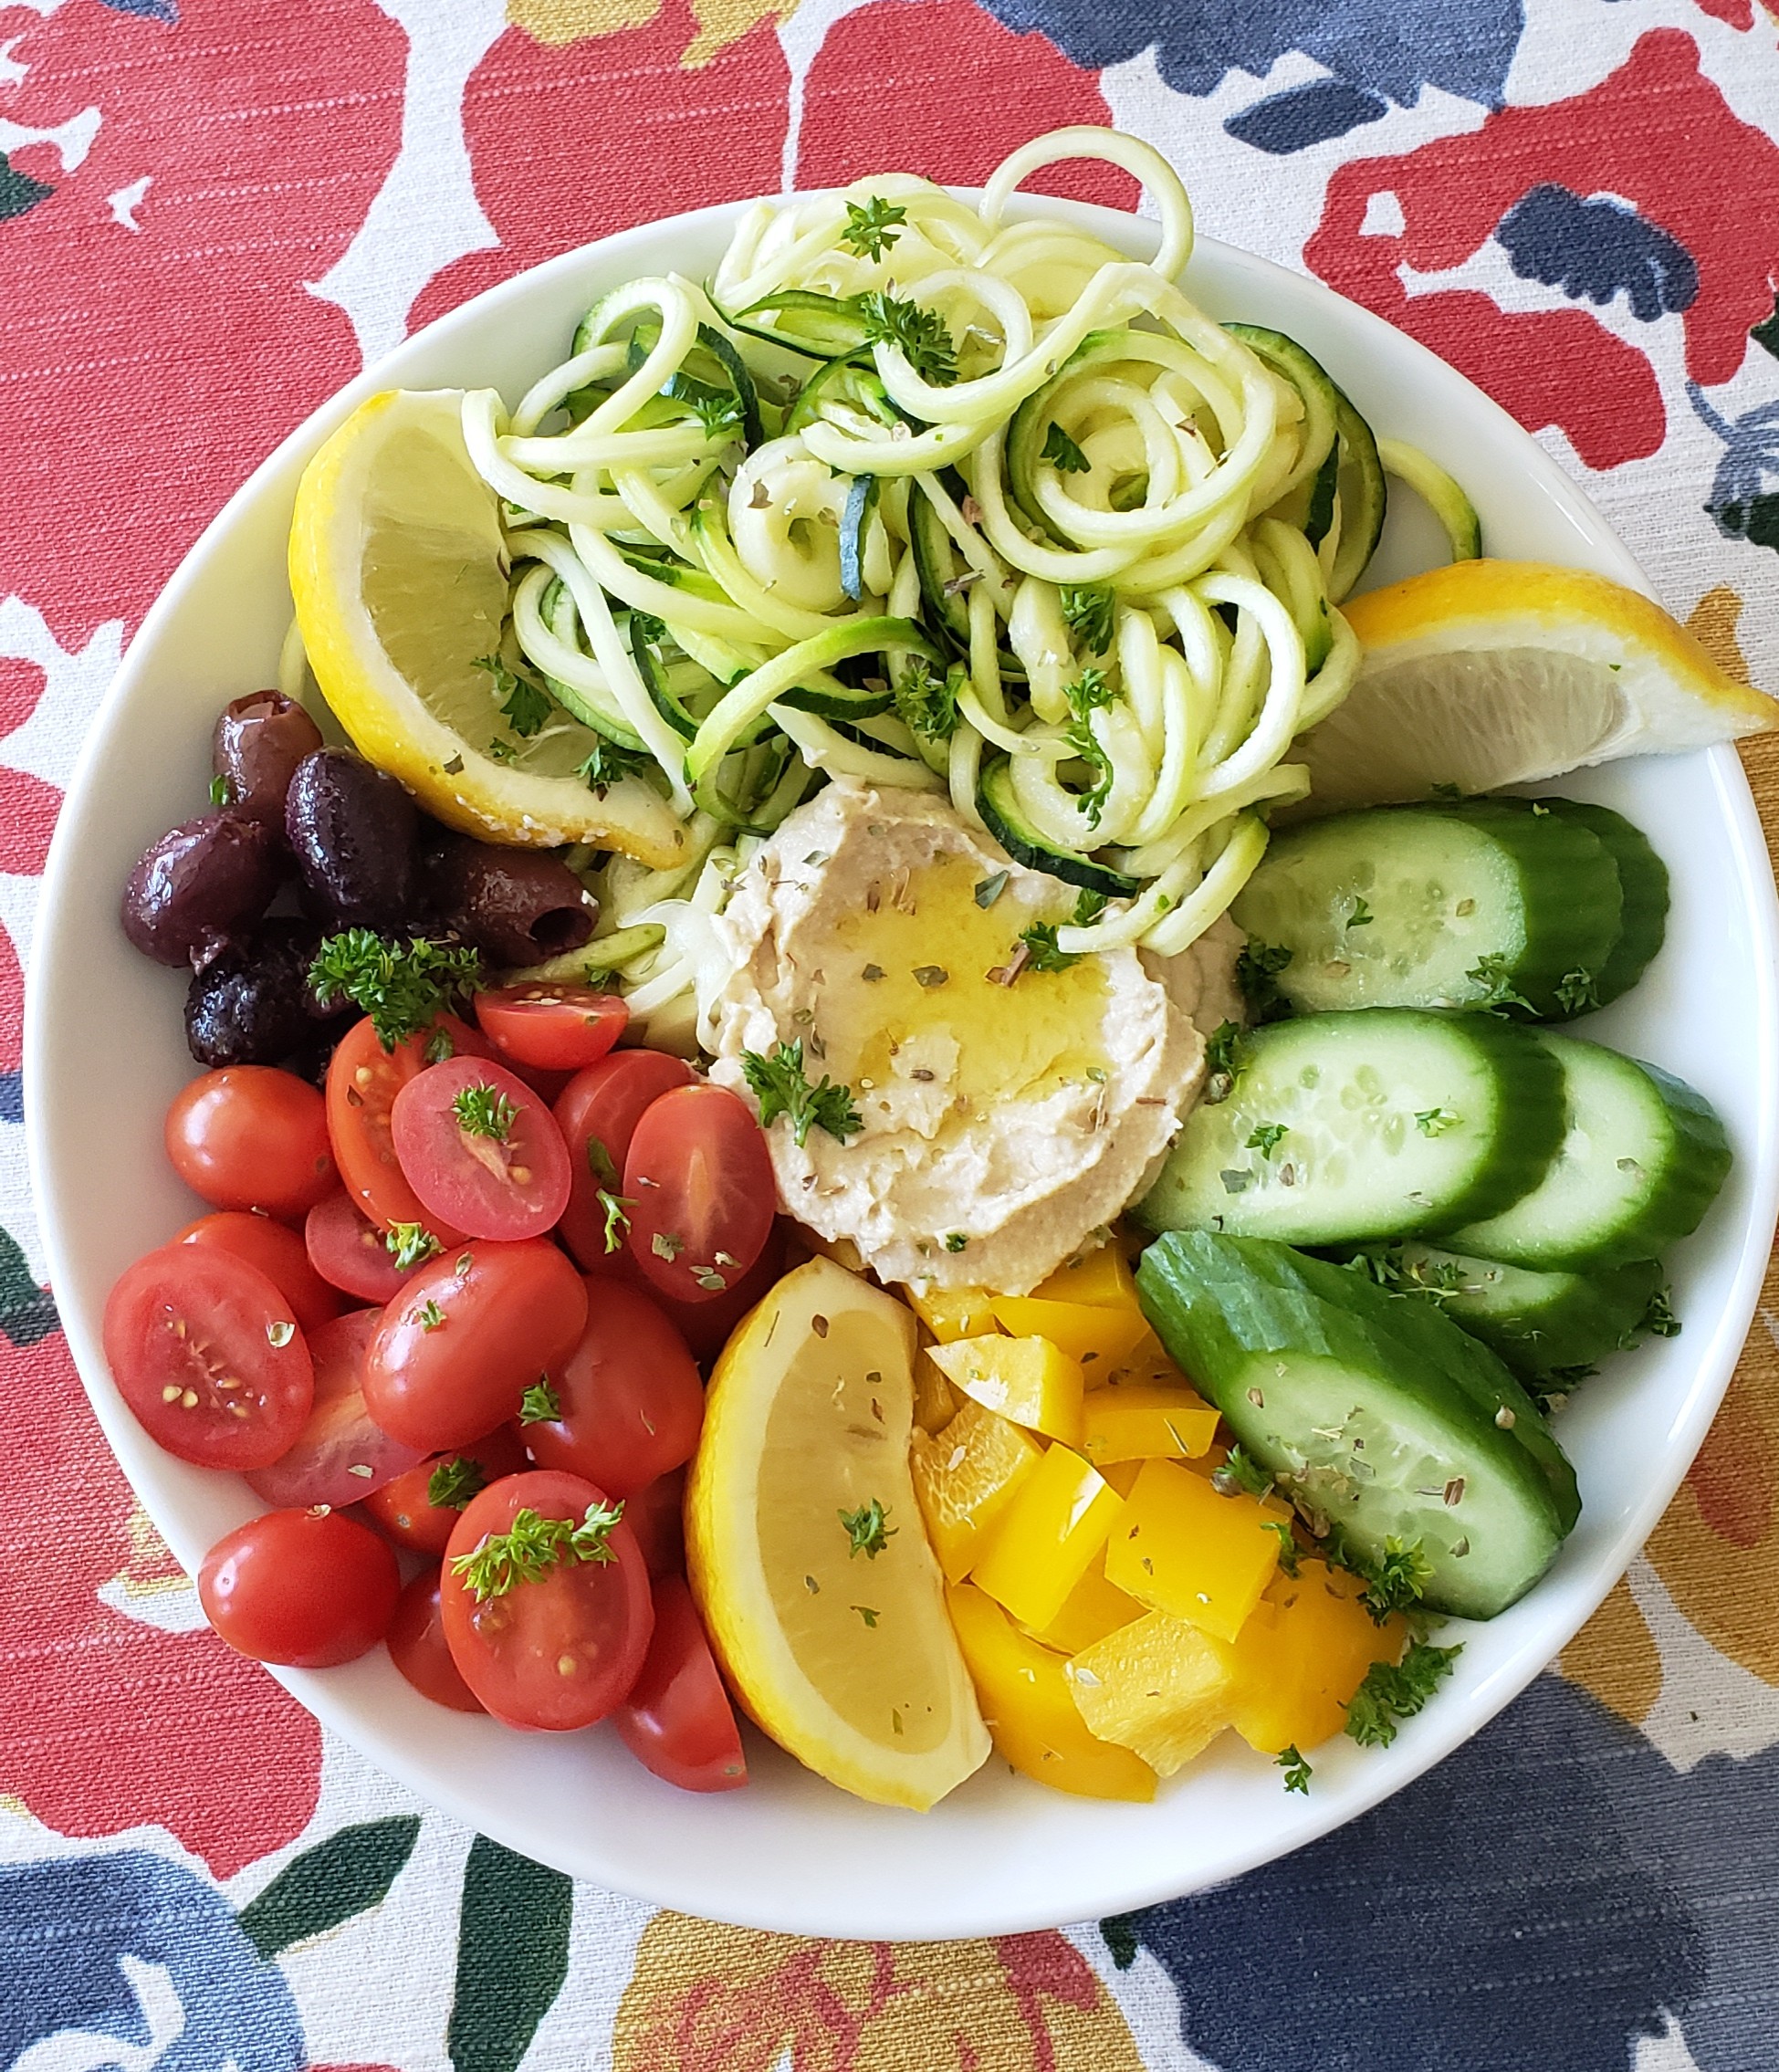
[
  {"xmin": 509, "ymin": 1166, "xmax": 531, "ymax": 1186},
  {"xmin": 181, "ymin": 1389, "xmax": 198, "ymax": 1408},
  {"xmin": 557, "ymin": 1654, "xmax": 577, "ymax": 1677},
  {"xmin": 161, "ymin": 1384, "xmax": 181, "ymax": 1403}
]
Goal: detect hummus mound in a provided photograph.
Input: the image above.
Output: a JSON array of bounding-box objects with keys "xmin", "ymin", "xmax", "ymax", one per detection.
[{"xmin": 708, "ymin": 783, "xmax": 1231, "ymax": 1295}]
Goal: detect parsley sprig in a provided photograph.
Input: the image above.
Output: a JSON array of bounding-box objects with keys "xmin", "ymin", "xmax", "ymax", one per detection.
[
  {"xmin": 855, "ymin": 290, "xmax": 958, "ymax": 385},
  {"xmin": 1466, "ymin": 954, "xmax": 1535, "ymax": 1017},
  {"xmin": 385, "ymin": 1222, "xmax": 443, "ymax": 1271},
  {"xmin": 842, "ymin": 196, "xmax": 907, "ymax": 260},
  {"xmin": 454, "ymin": 1083, "xmax": 517, "ymax": 1142},
  {"xmin": 1276, "ymin": 1744, "xmax": 1313, "ymax": 1794},
  {"xmin": 427, "ymin": 1455, "xmax": 488, "ymax": 1512},
  {"xmin": 839, "ymin": 1498, "xmax": 897, "ymax": 1559},
  {"xmin": 310, "ymin": 931, "xmax": 483, "ymax": 1050},
  {"xmin": 1235, "ymin": 940, "xmax": 1293, "ymax": 1022},
  {"xmin": 472, "ymin": 654, "xmax": 552, "ymax": 738},
  {"xmin": 518, "ymin": 1377, "xmax": 560, "ymax": 1425},
  {"xmin": 1017, "ymin": 922, "xmax": 1079, "ymax": 974},
  {"xmin": 741, "ymin": 1041, "xmax": 863, "ymax": 1148},
  {"xmin": 1060, "ymin": 584, "xmax": 1114, "ymax": 653},
  {"xmin": 578, "ymin": 737, "xmax": 649, "ymax": 794},
  {"xmin": 893, "ymin": 655, "xmax": 961, "ymax": 742},
  {"xmin": 1041, "ymin": 421, "xmax": 1091, "ymax": 474},
  {"xmin": 1344, "ymin": 1639, "xmax": 1463, "ymax": 1747},
  {"xmin": 450, "ymin": 1500, "xmax": 626, "ymax": 1603}
]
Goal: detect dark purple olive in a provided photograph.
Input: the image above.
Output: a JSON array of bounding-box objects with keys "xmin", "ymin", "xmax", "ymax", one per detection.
[
  {"xmin": 212, "ymin": 690, "xmax": 324, "ymax": 823},
  {"xmin": 121, "ymin": 811, "xmax": 282, "ymax": 969},
  {"xmin": 184, "ymin": 919, "xmax": 349, "ymax": 1068},
  {"xmin": 425, "ymin": 834, "xmax": 597, "ymax": 968},
  {"xmin": 285, "ymin": 748, "xmax": 417, "ymax": 928}
]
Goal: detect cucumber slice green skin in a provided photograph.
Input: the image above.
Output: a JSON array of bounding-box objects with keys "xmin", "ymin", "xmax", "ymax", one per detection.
[
  {"xmin": 1223, "ymin": 323, "xmax": 1340, "ymax": 489},
  {"xmin": 909, "ymin": 479, "xmax": 973, "ymax": 650},
  {"xmin": 977, "ymin": 758, "xmax": 1141, "ymax": 899},
  {"xmin": 1346, "ymin": 1241, "xmax": 1665, "ymax": 1386},
  {"xmin": 783, "ymin": 358, "xmax": 898, "ymax": 438},
  {"xmin": 1135, "ymin": 1009, "xmax": 1565, "ymax": 1246},
  {"xmin": 1445, "ymin": 1033, "xmax": 1732, "ymax": 1271},
  {"xmin": 1534, "ymin": 799, "xmax": 1669, "ymax": 1007},
  {"xmin": 1136, "ymin": 1230, "xmax": 1575, "ymax": 1618},
  {"xmin": 1230, "ymin": 801, "xmax": 1623, "ymax": 1020}
]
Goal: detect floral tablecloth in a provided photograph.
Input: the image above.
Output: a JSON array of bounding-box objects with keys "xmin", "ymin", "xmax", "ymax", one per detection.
[{"xmin": 4, "ymin": 1, "xmax": 1779, "ymax": 2065}]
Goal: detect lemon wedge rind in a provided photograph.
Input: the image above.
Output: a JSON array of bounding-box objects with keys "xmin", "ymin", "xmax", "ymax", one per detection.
[{"xmin": 289, "ymin": 389, "xmax": 690, "ymax": 868}]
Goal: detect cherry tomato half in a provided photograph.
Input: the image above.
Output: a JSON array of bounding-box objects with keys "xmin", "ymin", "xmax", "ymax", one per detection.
[
  {"xmin": 523, "ymin": 1281, "xmax": 703, "ymax": 1499},
  {"xmin": 615, "ymin": 1575, "xmax": 747, "ymax": 1793},
  {"xmin": 391, "ymin": 1056, "xmax": 571, "ymax": 1243},
  {"xmin": 103, "ymin": 1245, "xmax": 314, "ymax": 1470},
  {"xmin": 177, "ymin": 1210, "xmax": 341, "ymax": 1336},
  {"xmin": 553, "ymin": 1051, "xmax": 696, "ymax": 1273},
  {"xmin": 363, "ymin": 1424, "xmax": 530, "ymax": 1556},
  {"xmin": 166, "ymin": 1067, "xmax": 337, "ymax": 1219},
  {"xmin": 441, "ymin": 1469, "xmax": 653, "ymax": 1731},
  {"xmin": 387, "ymin": 1570, "xmax": 484, "ymax": 1713},
  {"xmin": 623, "ymin": 1468, "xmax": 686, "ymax": 1583},
  {"xmin": 304, "ymin": 1190, "xmax": 418, "ymax": 1303},
  {"xmin": 245, "ymin": 1309, "xmax": 426, "ymax": 1510},
  {"xmin": 362, "ymin": 1240, "xmax": 587, "ymax": 1453},
  {"xmin": 199, "ymin": 1507, "xmax": 400, "ymax": 1668},
  {"xmin": 324, "ymin": 1015, "xmax": 485, "ymax": 1244},
  {"xmin": 623, "ymin": 1083, "xmax": 775, "ymax": 1306},
  {"xmin": 476, "ymin": 984, "xmax": 628, "ymax": 1073}
]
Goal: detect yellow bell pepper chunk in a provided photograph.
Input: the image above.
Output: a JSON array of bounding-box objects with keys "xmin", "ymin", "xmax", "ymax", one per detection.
[
  {"xmin": 1031, "ymin": 1243, "xmax": 1141, "ymax": 1312},
  {"xmin": 1104, "ymin": 1457, "xmax": 1280, "ymax": 1643},
  {"xmin": 911, "ymin": 1352, "xmax": 963, "ymax": 1436},
  {"xmin": 908, "ymin": 1397, "xmax": 1043, "ymax": 1583},
  {"xmin": 1080, "ymin": 1382, "xmax": 1220, "ymax": 1466},
  {"xmin": 1066, "ymin": 1610, "xmax": 1236, "ymax": 1775},
  {"xmin": 926, "ymin": 1334, "xmax": 1085, "ymax": 1445},
  {"xmin": 905, "ymin": 1282, "xmax": 999, "ymax": 1344},
  {"xmin": 947, "ymin": 1583, "xmax": 1156, "ymax": 1801},
  {"xmin": 1027, "ymin": 1552, "xmax": 1143, "ymax": 1655},
  {"xmin": 988, "ymin": 1295, "xmax": 1149, "ymax": 1376},
  {"xmin": 970, "ymin": 1445, "xmax": 1122, "ymax": 1630},
  {"xmin": 1225, "ymin": 1560, "xmax": 1408, "ymax": 1753}
]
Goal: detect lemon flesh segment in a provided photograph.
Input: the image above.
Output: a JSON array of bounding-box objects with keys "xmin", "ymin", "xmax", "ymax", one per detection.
[
  {"xmin": 686, "ymin": 1256, "xmax": 990, "ymax": 1810},
  {"xmin": 289, "ymin": 389, "xmax": 689, "ymax": 867},
  {"xmin": 1301, "ymin": 559, "xmax": 1775, "ymax": 810}
]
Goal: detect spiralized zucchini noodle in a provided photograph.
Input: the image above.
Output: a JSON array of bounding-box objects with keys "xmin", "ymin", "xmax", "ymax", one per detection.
[{"xmin": 462, "ymin": 125, "xmax": 1425, "ymax": 1034}]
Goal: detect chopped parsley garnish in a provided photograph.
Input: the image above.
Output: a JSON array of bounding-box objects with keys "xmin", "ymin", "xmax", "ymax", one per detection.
[
  {"xmin": 944, "ymin": 1232, "xmax": 968, "ymax": 1253},
  {"xmin": 1211, "ymin": 1445, "xmax": 1273, "ymax": 1500},
  {"xmin": 1466, "ymin": 953, "xmax": 1535, "ymax": 1017},
  {"xmin": 689, "ymin": 388, "xmax": 743, "ymax": 441},
  {"xmin": 1017, "ymin": 922, "xmax": 1080, "ymax": 974},
  {"xmin": 578, "ymin": 738, "xmax": 649, "ymax": 793},
  {"xmin": 894, "ymin": 654, "xmax": 961, "ymax": 742},
  {"xmin": 309, "ymin": 932, "xmax": 483, "ymax": 1050},
  {"xmin": 427, "ymin": 1455, "xmax": 488, "ymax": 1511},
  {"xmin": 1265, "ymin": 1519, "xmax": 1301, "ymax": 1577},
  {"xmin": 1276, "ymin": 1744, "xmax": 1313, "ymax": 1794},
  {"xmin": 1235, "ymin": 939, "xmax": 1294, "ymax": 1022},
  {"xmin": 1063, "ymin": 665, "xmax": 1113, "ymax": 719},
  {"xmin": 1059, "ymin": 583, "xmax": 1114, "ymax": 654},
  {"xmin": 1344, "ymin": 1640, "xmax": 1463, "ymax": 1748},
  {"xmin": 208, "ymin": 774, "xmax": 231, "ymax": 807},
  {"xmin": 518, "ymin": 1377, "xmax": 560, "ymax": 1425},
  {"xmin": 741, "ymin": 1039, "xmax": 864, "ymax": 1148},
  {"xmin": 1635, "ymin": 1286, "xmax": 1681, "ymax": 1341},
  {"xmin": 1064, "ymin": 714, "xmax": 1115, "ymax": 828},
  {"xmin": 472, "ymin": 654, "xmax": 552, "ymax": 738},
  {"xmin": 1247, "ymin": 1122, "xmax": 1287, "ymax": 1157},
  {"xmin": 1347, "ymin": 895, "xmax": 1374, "ymax": 928},
  {"xmin": 585, "ymin": 1135, "xmax": 619, "ymax": 1187},
  {"xmin": 1073, "ymin": 887, "xmax": 1107, "ymax": 926},
  {"xmin": 450, "ymin": 1500, "xmax": 626, "ymax": 1602},
  {"xmin": 1415, "ymin": 1107, "xmax": 1460, "ymax": 1136},
  {"xmin": 599, "ymin": 1190, "xmax": 634, "ymax": 1254},
  {"xmin": 1204, "ymin": 1020, "xmax": 1245, "ymax": 1103},
  {"xmin": 842, "ymin": 195, "xmax": 907, "ymax": 260},
  {"xmin": 839, "ymin": 1498, "xmax": 897, "ymax": 1560},
  {"xmin": 424, "ymin": 1025, "xmax": 455, "ymax": 1066},
  {"xmin": 385, "ymin": 1221, "xmax": 443, "ymax": 1271},
  {"xmin": 855, "ymin": 289, "xmax": 958, "ymax": 385},
  {"xmin": 454, "ymin": 1083, "xmax": 517, "ymax": 1142},
  {"xmin": 1041, "ymin": 421, "xmax": 1091, "ymax": 474},
  {"xmin": 414, "ymin": 1299, "xmax": 446, "ymax": 1333},
  {"xmin": 1345, "ymin": 1535, "xmax": 1433, "ymax": 1625},
  {"xmin": 1554, "ymin": 967, "xmax": 1601, "ymax": 1016}
]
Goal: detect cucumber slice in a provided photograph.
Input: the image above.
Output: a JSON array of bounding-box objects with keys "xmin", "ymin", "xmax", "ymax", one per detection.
[
  {"xmin": 1135, "ymin": 1009, "xmax": 1564, "ymax": 1245},
  {"xmin": 1377, "ymin": 439, "xmax": 1481, "ymax": 562},
  {"xmin": 731, "ymin": 289, "xmax": 873, "ymax": 360},
  {"xmin": 1135, "ymin": 1230, "xmax": 1575, "ymax": 1618},
  {"xmin": 1346, "ymin": 1241, "xmax": 1665, "ymax": 1386},
  {"xmin": 977, "ymin": 758, "xmax": 1141, "ymax": 899},
  {"xmin": 1224, "ymin": 323, "xmax": 1340, "ymax": 494},
  {"xmin": 1326, "ymin": 391, "xmax": 1387, "ymax": 602},
  {"xmin": 1538, "ymin": 799, "xmax": 1669, "ymax": 1006},
  {"xmin": 909, "ymin": 478, "xmax": 972, "ymax": 649},
  {"xmin": 1230, "ymin": 801, "xmax": 1623, "ymax": 1020},
  {"xmin": 783, "ymin": 358, "xmax": 898, "ymax": 437},
  {"xmin": 1445, "ymin": 1032, "xmax": 1731, "ymax": 1270}
]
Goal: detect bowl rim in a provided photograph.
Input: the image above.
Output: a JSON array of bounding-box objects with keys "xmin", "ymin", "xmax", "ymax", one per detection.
[{"xmin": 26, "ymin": 186, "xmax": 1779, "ymax": 1938}]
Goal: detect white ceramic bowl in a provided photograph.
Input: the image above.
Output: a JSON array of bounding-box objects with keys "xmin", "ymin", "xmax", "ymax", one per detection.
[{"xmin": 26, "ymin": 193, "xmax": 1779, "ymax": 1940}]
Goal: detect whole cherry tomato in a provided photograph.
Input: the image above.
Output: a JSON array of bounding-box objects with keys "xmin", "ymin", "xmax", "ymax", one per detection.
[
  {"xmin": 552, "ymin": 1050, "xmax": 696, "ymax": 1272},
  {"xmin": 523, "ymin": 1281, "xmax": 703, "ymax": 1498},
  {"xmin": 199, "ymin": 1507, "xmax": 400, "ymax": 1668},
  {"xmin": 362, "ymin": 1240, "xmax": 587, "ymax": 1452},
  {"xmin": 363, "ymin": 1425, "xmax": 530, "ymax": 1556},
  {"xmin": 387, "ymin": 1570, "xmax": 484, "ymax": 1713},
  {"xmin": 166, "ymin": 1066, "xmax": 336, "ymax": 1219},
  {"xmin": 440, "ymin": 1469, "xmax": 653, "ymax": 1731},
  {"xmin": 614, "ymin": 1575, "xmax": 747, "ymax": 1793},
  {"xmin": 245, "ymin": 1309, "xmax": 426, "ymax": 1510},
  {"xmin": 622, "ymin": 1468, "xmax": 686, "ymax": 1582},
  {"xmin": 176, "ymin": 1209, "xmax": 341, "ymax": 1335},
  {"xmin": 103, "ymin": 1244, "xmax": 313, "ymax": 1470},
  {"xmin": 476, "ymin": 983, "xmax": 628, "ymax": 1072},
  {"xmin": 391, "ymin": 1056, "xmax": 571, "ymax": 1242},
  {"xmin": 623, "ymin": 1083, "xmax": 775, "ymax": 1306}
]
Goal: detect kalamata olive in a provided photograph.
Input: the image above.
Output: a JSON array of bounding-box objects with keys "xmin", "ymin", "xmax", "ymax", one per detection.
[
  {"xmin": 121, "ymin": 811, "xmax": 282, "ymax": 969},
  {"xmin": 425, "ymin": 834, "xmax": 597, "ymax": 968},
  {"xmin": 213, "ymin": 690, "xmax": 324, "ymax": 823},
  {"xmin": 285, "ymin": 749, "xmax": 417, "ymax": 928},
  {"xmin": 184, "ymin": 919, "xmax": 350, "ymax": 1068}
]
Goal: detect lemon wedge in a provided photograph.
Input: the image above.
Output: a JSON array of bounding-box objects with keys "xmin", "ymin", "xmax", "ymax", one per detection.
[
  {"xmin": 1299, "ymin": 560, "xmax": 1775, "ymax": 809},
  {"xmin": 289, "ymin": 389, "xmax": 690, "ymax": 867},
  {"xmin": 685, "ymin": 1257, "xmax": 989, "ymax": 1809}
]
